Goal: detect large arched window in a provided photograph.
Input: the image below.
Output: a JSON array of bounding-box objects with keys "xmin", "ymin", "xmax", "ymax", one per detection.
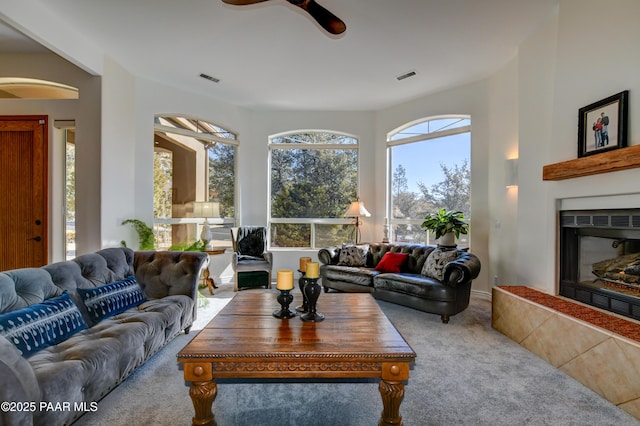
[
  {"xmin": 153, "ymin": 115, "xmax": 237, "ymax": 249},
  {"xmin": 269, "ymin": 130, "xmax": 359, "ymax": 248},
  {"xmin": 387, "ymin": 116, "xmax": 471, "ymax": 246}
]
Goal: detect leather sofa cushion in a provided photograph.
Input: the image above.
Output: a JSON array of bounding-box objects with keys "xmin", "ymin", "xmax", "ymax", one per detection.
[
  {"xmin": 322, "ymin": 265, "xmax": 380, "ymax": 287},
  {"xmin": 374, "ymin": 273, "xmax": 458, "ymax": 302}
]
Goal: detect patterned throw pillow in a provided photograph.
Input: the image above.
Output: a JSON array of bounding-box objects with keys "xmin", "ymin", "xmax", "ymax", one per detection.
[
  {"xmin": 0, "ymin": 292, "xmax": 88, "ymax": 357},
  {"xmin": 338, "ymin": 244, "xmax": 369, "ymax": 267},
  {"xmin": 421, "ymin": 248, "xmax": 459, "ymax": 280},
  {"xmin": 78, "ymin": 276, "xmax": 147, "ymax": 324}
]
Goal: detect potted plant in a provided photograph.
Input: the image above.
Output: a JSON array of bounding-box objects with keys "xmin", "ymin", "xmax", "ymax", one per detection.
[
  {"xmin": 121, "ymin": 219, "xmax": 155, "ymax": 250},
  {"xmin": 421, "ymin": 209, "xmax": 469, "ymax": 247}
]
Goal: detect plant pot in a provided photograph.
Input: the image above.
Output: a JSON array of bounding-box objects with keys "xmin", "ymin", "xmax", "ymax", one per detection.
[{"xmin": 439, "ymin": 232, "xmax": 456, "ymax": 247}]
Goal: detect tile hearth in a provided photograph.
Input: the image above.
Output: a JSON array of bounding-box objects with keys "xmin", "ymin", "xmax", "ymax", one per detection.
[{"xmin": 492, "ymin": 286, "xmax": 640, "ymax": 420}]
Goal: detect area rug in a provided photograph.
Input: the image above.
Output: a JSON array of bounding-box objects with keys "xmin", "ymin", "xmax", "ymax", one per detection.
[{"xmin": 73, "ymin": 284, "xmax": 639, "ymax": 426}]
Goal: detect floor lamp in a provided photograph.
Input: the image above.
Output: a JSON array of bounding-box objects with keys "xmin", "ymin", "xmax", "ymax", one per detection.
[{"xmin": 344, "ymin": 198, "xmax": 371, "ymax": 245}]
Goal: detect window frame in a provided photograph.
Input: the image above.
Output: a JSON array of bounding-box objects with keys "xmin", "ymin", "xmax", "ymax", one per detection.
[
  {"xmin": 386, "ymin": 115, "xmax": 471, "ymax": 246},
  {"xmin": 268, "ymin": 129, "xmax": 360, "ymax": 249},
  {"xmin": 153, "ymin": 115, "xmax": 239, "ymax": 249}
]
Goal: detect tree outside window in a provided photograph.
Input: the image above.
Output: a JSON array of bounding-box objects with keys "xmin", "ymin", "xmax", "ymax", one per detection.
[
  {"xmin": 388, "ymin": 117, "xmax": 471, "ymax": 246},
  {"xmin": 270, "ymin": 131, "xmax": 358, "ymax": 248},
  {"xmin": 153, "ymin": 116, "xmax": 237, "ymax": 249}
]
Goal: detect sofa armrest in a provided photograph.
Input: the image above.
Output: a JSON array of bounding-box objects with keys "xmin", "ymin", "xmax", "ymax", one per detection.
[
  {"xmin": 318, "ymin": 246, "xmax": 341, "ymax": 265},
  {"xmin": 442, "ymin": 252, "xmax": 481, "ymax": 287},
  {"xmin": 133, "ymin": 251, "xmax": 208, "ymax": 301},
  {"xmin": 0, "ymin": 336, "xmax": 40, "ymax": 426}
]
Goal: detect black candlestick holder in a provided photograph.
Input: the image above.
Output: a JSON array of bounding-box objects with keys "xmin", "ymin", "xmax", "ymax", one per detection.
[
  {"xmin": 273, "ymin": 289, "xmax": 298, "ymax": 319},
  {"xmin": 295, "ymin": 270, "xmax": 309, "ymax": 313},
  {"xmin": 300, "ymin": 277, "xmax": 325, "ymax": 322}
]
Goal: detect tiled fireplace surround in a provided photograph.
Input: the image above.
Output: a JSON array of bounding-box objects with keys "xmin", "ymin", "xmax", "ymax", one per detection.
[{"xmin": 492, "ymin": 286, "xmax": 640, "ymax": 419}]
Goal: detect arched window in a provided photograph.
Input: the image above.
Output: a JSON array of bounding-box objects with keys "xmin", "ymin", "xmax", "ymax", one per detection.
[
  {"xmin": 153, "ymin": 115, "xmax": 237, "ymax": 249},
  {"xmin": 269, "ymin": 130, "xmax": 359, "ymax": 248},
  {"xmin": 387, "ymin": 116, "xmax": 471, "ymax": 246}
]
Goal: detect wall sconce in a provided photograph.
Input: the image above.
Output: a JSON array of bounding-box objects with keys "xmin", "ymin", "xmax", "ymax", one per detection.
[{"xmin": 505, "ymin": 158, "xmax": 518, "ymax": 188}]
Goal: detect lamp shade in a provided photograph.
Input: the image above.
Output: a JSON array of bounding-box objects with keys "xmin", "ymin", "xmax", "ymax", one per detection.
[
  {"xmin": 344, "ymin": 200, "xmax": 371, "ymax": 218},
  {"xmin": 193, "ymin": 202, "xmax": 220, "ymax": 218}
]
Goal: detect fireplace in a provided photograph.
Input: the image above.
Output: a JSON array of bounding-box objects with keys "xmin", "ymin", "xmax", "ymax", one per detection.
[{"xmin": 559, "ymin": 209, "xmax": 640, "ymax": 320}]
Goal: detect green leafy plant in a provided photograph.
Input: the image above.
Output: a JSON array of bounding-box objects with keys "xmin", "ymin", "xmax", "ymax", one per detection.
[
  {"xmin": 420, "ymin": 209, "xmax": 469, "ymax": 239},
  {"xmin": 169, "ymin": 240, "xmax": 206, "ymax": 252},
  {"xmin": 122, "ymin": 219, "xmax": 155, "ymax": 250}
]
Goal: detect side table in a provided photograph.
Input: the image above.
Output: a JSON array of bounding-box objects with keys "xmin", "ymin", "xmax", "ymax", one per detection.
[{"xmin": 202, "ymin": 248, "xmax": 226, "ymax": 295}]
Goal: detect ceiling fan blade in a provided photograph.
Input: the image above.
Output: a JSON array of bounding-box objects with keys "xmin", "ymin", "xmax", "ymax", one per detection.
[
  {"xmin": 291, "ymin": 0, "xmax": 346, "ymax": 35},
  {"xmin": 222, "ymin": 0, "xmax": 270, "ymax": 5}
]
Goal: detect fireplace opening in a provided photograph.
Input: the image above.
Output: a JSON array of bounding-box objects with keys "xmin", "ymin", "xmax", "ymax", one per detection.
[{"xmin": 559, "ymin": 209, "xmax": 640, "ymax": 320}]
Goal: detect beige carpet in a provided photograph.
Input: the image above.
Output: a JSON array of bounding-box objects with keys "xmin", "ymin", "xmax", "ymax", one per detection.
[{"xmin": 72, "ymin": 283, "xmax": 639, "ymax": 425}]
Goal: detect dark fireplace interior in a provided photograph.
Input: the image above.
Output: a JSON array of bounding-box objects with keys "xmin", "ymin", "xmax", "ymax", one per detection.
[{"xmin": 560, "ymin": 209, "xmax": 640, "ymax": 320}]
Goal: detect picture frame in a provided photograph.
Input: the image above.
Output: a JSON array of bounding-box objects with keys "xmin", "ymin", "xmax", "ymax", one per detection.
[{"xmin": 578, "ymin": 90, "xmax": 628, "ymax": 158}]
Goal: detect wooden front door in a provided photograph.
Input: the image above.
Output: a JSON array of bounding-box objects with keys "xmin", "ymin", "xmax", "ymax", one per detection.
[{"xmin": 0, "ymin": 116, "xmax": 48, "ymax": 270}]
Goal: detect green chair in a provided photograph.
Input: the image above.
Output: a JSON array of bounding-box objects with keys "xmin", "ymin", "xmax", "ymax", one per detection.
[{"xmin": 230, "ymin": 226, "xmax": 273, "ymax": 291}]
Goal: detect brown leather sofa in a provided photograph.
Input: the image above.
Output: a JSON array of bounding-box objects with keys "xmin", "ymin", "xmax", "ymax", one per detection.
[{"xmin": 318, "ymin": 243, "xmax": 481, "ymax": 323}]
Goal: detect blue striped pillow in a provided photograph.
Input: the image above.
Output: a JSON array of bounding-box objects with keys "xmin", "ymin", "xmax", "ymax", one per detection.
[
  {"xmin": 78, "ymin": 276, "xmax": 147, "ymax": 324},
  {"xmin": 0, "ymin": 292, "xmax": 88, "ymax": 357}
]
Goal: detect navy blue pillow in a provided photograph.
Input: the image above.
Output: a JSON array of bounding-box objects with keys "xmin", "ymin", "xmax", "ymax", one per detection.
[
  {"xmin": 0, "ymin": 292, "xmax": 88, "ymax": 357},
  {"xmin": 77, "ymin": 276, "xmax": 147, "ymax": 324}
]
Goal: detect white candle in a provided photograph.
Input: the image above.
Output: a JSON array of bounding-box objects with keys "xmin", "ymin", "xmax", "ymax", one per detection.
[{"xmin": 276, "ymin": 269, "xmax": 294, "ymax": 290}]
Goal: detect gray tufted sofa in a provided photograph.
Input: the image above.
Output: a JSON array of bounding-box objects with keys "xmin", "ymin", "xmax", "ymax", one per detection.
[
  {"xmin": 319, "ymin": 243, "xmax": 481, "ymax": 323},
  {"xmin": 0, "ymin": 247, "xmax": 207, "ymax": 426}
]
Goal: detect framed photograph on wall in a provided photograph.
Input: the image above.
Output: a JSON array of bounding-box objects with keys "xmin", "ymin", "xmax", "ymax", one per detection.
[{"xmin": 578, "ymin": 90, "xmax": 628, "ymax": 158}]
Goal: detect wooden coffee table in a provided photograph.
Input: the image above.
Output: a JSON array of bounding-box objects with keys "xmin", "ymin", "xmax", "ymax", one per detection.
[{"xmin": 177, "ymin": 292, "xmax": 416, "ymax": 426}]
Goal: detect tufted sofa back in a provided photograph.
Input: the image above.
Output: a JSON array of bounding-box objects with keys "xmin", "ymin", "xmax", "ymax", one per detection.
[
  {"xmin": 0, "ymin": 248, "xmax": 207, "ymax": 317},
  {"xmin": 134, "ymin": 250, "xmax": 206, "ymax": 300},
  {"xmin": 0, "ymin": 247, "xmax": 135, "ymax": 316},
  {"xmin": 368, "ymin": 243, "xmax": 437, "ymax": 274}
]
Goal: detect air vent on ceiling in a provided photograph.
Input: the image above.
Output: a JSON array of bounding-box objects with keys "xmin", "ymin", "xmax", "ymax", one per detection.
[
  {"xmin": 396, "ymin": 71, "xmax": 416, "ymax": 81},
  {"xmin": 199, "ymin": 73, "xmax": 220, "ymax": 83}
]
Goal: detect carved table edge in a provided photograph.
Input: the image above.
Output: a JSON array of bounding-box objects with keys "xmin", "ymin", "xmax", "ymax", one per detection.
[{"xmin": 177, "ymin": 352, "xmax": 416, "ymax": 360}]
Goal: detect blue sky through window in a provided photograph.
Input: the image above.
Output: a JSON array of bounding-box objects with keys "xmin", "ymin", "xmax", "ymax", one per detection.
[{"xmin": 392, "ymin": 132, "xmax": 470, "ymax": 193}]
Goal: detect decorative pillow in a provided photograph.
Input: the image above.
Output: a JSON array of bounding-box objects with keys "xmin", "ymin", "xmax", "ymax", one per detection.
[
  {"xmin": 338, "ymin": 244, "xmax": 369, "ymax": 267},
  {"xmin": 421, "ymin": 248, "xmax": 459, "ymax": 280},
  {"xmin": 374, "ymin": 252, "xmax": 409, "ymax": 273},
  {"xmin": 78, "ymin": 276, "xmax": 147, "ymax": 324},
  {"xmin": 0, "ymin": 292, "xmax": 88, "ymax": 357}
]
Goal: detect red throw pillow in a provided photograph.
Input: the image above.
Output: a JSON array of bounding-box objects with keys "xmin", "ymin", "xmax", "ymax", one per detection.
[{"xmin": 374, "ymin": 252, "xmax": 409, "ymax": 273}]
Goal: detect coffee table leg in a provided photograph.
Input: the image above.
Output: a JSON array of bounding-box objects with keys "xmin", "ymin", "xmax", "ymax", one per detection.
[
  {"xmin": 378, "ymin": 379, "xmax": 405, "ymax": 426},
  {"xmin": 378, "ymin": 362, "xmax": 409, "ymax": 426},
  {"xmin": 189, "ymin": 380, "xmax": 218, "ymax": 426}
]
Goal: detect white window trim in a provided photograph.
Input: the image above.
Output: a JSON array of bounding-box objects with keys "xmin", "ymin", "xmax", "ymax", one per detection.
[{"xmin": 268, "ymin": 130, "xmax": 360, "ymax": 249}]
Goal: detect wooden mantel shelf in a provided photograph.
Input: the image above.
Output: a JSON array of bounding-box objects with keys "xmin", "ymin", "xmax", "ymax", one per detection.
[{"xmin": 543, "ymin": 144, "xmax": 640, "ymax": 181}]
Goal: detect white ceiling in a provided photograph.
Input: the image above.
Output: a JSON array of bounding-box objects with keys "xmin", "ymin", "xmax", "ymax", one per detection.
[{"xmin": 1, "ymin": 0, "xmax": 558, "ymax": 111}]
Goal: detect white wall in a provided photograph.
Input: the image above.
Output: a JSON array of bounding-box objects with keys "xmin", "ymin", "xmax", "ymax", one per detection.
[
  {"xmin": 515, "ymin": 0, "xmax": 640, "ymax": 293},
  {"xmin": 101, "ymin": 57, "xmax": 136, "ymax": 248},
  {"xmin": 488, "ymin": 57, "xmax": 520, "ymax": 287}
]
